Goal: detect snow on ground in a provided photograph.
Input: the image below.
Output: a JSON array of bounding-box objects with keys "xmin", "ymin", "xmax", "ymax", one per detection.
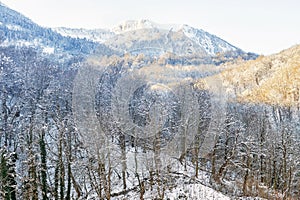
[
  {"xmin": 164, "ymin": 183, "xmax": 230, "ymax": 200},
  {"xmin": 109, "ymin": 147, "xmax": 231, "ymax": 199},
  {"xmin": 113, "ymin": 179, "xmax": 231, "ymax": 200},
  {"xmin": 238, "ymin": 198, "xmax": 268, "ymax": 200},
  {"xmin": 114, "ymin": 183, "xmax": 231, "ymax": 200}
]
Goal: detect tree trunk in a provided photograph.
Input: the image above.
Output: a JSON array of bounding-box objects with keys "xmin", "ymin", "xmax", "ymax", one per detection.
[
  {"xmin": 243, "ymin": 154, "xmax": 251, "ymax": 195},
  {"xmin": 65, "ymin": 132, "xmax": 72, "ymax": 200},
  {"xmin": 120, "ymin": 134, "xmax": 127, "ymax": 190},
  {"xmin": 54, "ymin": 164, "xmax": 59, "ymax": 200},
  {"xmin": 57, "ymin": 128, "xmax": 65, "ymax": 200},
  {"xmin": 40, "ymin": 129, "xmax": 48, "ymax": 200}
]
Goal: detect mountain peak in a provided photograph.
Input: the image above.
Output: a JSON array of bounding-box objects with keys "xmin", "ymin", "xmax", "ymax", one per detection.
[
  {"xmin": 112, "ymin": 19, "xmax": 182, "ymax": 33},
  {"xmin": 112, "ymin": 19, "xmax": 156, "ymax": 33}
]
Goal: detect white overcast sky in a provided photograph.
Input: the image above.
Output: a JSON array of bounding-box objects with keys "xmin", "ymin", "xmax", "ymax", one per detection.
[{"xmin": 1, "ymin": 0, "xmax": 300, "ymax": 55}]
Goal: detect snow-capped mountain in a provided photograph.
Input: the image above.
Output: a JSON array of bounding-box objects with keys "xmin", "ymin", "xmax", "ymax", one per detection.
[
  {"xmin": 52, "ymin": 19, "xmax": 243, "ymax": 57},
  {"xmin": 111, "ymin": 20, "xmax": 238, "ymax": 55}
]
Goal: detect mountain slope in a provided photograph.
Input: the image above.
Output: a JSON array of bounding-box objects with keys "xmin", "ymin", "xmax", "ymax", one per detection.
[
  {"xmin": 0, "ymin": 2, "xmax": 115, "ymax": 57},
  {"xmin": 220, "ymin": 45, "xmax": 300, "ymax": 106}
]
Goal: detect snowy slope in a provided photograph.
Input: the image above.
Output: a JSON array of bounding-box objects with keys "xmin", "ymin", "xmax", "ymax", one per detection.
[
  {"xmin": 181, "ymin": 24, "xmax": 237, "ymax": 55},
  {"xmin": 52, "ymin": 27, "xmax": 115, "ymax": 43}
]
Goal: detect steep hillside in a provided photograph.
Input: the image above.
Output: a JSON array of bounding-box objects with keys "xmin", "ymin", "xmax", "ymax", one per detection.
[{"xmin": 220, "ymin": 45, "xmax": 300, "ymax": 106}]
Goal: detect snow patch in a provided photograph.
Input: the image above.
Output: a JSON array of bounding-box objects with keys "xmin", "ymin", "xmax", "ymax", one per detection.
[
  {"xmin": 42, "ymin": 47, "xmax": 54, "ymax": 54},
  {"xmin": 0, "ymin": 39, "xmax": 32, "ymax": 47},
  {"xmin": 6, "ymin": 24, "xmax": 23, "ymax": 31}
]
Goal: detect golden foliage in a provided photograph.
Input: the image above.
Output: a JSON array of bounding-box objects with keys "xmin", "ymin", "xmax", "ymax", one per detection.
[{"xmin": 219, "ymin": 45, "xmax": 300, "ymax": 107}]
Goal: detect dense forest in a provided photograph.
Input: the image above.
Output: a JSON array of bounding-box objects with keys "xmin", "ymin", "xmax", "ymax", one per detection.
[{"xmin": 0, "ymin": 45, "xmax": 299, "ymax": 199}]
